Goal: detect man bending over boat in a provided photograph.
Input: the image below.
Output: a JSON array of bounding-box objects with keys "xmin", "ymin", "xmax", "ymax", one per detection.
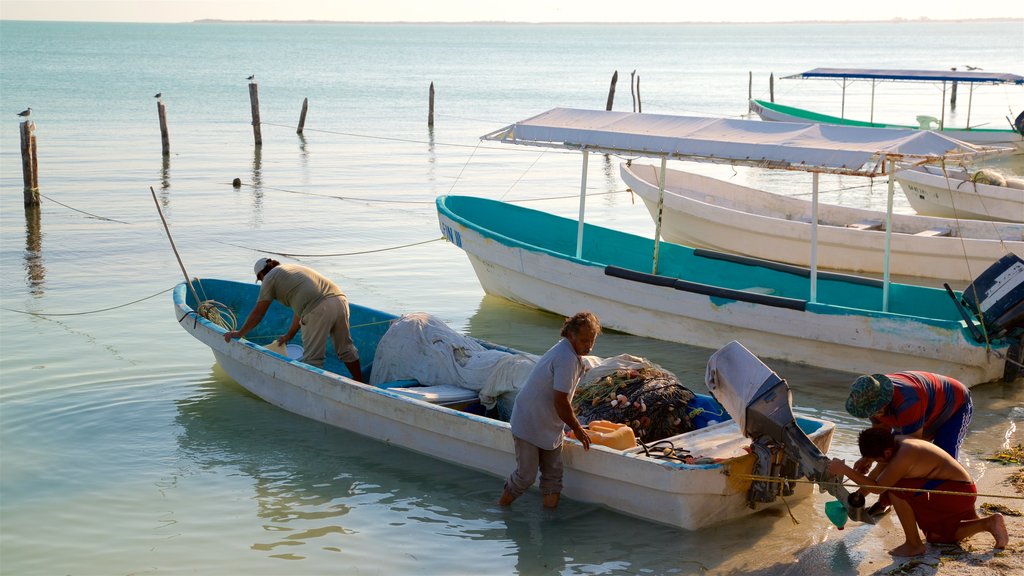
[
  {"xmin": 845, "ymin": 372, "xmax": 972, "ymax": 460},
  {"xmin": 828, "ymin": 427, "xmax": 1007, "ymax": 557},
  {"xmin": 845, "ymin": 372, "xmax": 972, "ymax": 515},
  {"xmin": 499, "ymin": 312, "xmax": 600, "ymax": 509},
  {"xmin": 223, "ymin": 258, "xmax": 363, "ymax": 382}
]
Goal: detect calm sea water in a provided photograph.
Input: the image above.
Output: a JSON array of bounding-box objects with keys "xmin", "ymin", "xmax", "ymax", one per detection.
[{"xmin": 1, "ymin": 20, "xmax": 1023, "ymax": 575}]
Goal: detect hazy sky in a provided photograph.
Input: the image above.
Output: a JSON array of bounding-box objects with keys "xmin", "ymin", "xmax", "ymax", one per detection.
[{"xmin": 2, "ymin": 0, "xmax": 1023, "ymax": 23}]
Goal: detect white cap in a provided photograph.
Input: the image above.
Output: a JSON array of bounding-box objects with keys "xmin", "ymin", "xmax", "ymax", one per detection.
[{"xmin": 254, "ymin": 257, "xmax": 271, "ymax": 278}]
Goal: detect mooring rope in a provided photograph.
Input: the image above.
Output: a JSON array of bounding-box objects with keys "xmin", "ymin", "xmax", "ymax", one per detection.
[
  {"xmin": 39, "ymin": 193, "xmax": 132, "ymax": 224},
  {"xmin": 727, "ymin": 472, "xmax": 1024, "ymax": 500},
  {"xmin": 2, "ymin": 285, "xmax": 176, "ymax": 317},
  {"xmin": 214, "ymin": 236, "xmax": 444, "ymax": 258}
]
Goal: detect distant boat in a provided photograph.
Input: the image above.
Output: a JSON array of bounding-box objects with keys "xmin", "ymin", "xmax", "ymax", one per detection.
[
  {"xmin": 620, "ymin": 161, "xmax": 1024, "ymax": 281},
  {"xmin": 750, "ymin": 68, "xmax": 1024, "ymax": 149},
  {"xmin": 895, "ymin": 164, "xmax": 1024, "ymax": 223},
  {"xmin": 172, "ymin": 278, "xmax": 842, "ymax": 531}
]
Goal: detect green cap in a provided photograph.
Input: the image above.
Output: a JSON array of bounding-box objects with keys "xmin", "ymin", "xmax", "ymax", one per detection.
[{"xmin": 845, "ymin": 374, "xmax": 893, "ymax": 418}]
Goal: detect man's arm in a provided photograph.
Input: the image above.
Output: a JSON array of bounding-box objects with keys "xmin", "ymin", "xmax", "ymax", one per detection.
[
  {"xmin": 553, "ymin": 390, "xmax": 590, "ymax": 450},
  {"xmin": 224, "ymin": 300, "xmax": 272, "ymax": 342}
]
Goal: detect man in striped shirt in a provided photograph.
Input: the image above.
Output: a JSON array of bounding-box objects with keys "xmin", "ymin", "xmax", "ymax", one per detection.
[
  {"xmin": 844, "ymin": 371, "xmax": 973, "ymax": 515},
  {"xmin": 845, "ymin": 372, "xmax": 973, "ymax": 460}
]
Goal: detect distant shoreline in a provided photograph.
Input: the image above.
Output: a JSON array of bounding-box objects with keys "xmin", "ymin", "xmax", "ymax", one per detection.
[
  {"xmin": 3, "ymin": 17, "xmax": 1021, "ymax": 25},
  {"xmin": 191, "ymin": 18, "xmax": 1021, "ymax": 25}
]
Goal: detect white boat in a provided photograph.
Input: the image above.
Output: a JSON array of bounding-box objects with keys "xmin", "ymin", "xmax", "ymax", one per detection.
[
  {"xmin": 620, "ymin": 162, "xmax": 1024, "ymax": 281},
  {"xmin": 173, "ymin": 278, "xmax": 843, "ymax": 531},
  {"xmin": 436, "ymin": 107, "xmax": 1024, "ymax": 386},
  {"xmin": 749, "ymin": 68, "xmax": 1024, "ymax": 149},
  {"xmin": 895, "ymin": 164, "xmax": 1024, "ymax": 223}
]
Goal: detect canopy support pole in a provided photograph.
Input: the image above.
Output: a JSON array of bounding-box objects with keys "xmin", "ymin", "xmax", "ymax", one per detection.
[
  {"xmin": 870, "ymin": 80, "xmax": 876, "ymax": 123},
  {"xmin": 810, "ymin": 172, "xmax": 819, "ymax": 303},
  {"xmin": 967, "ymin": 83, "xmax": 975, "ymax": 129},
  {"xmin": 940, "ymin": 82, "xmax": 947, "ymax": 130},
  {"xmin": 652, "ymin": 156, "xmax": 668, "ymax": 274},
  {"xmin": 841, "ymin": 78, "xmax": 847, "ymax": 119},
  {"xmin": 882, "ymin": 156, "xmax": 895, "ymax": 312},
  {"xmin": 575, "ymin": 150, "xmax": 589, "ymax": 259}
]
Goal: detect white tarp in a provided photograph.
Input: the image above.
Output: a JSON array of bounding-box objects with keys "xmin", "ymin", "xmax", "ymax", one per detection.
[
  {"xmin": 482, "ymin": 108, "xmax": 992, "ymax": 175},
  {"xmin": 368, "ymin": 313, "xmax": 538, "ymax": 409},
  {"xmin": 704, "ymin": 341, "xmax": 778, "ymax": 434}
]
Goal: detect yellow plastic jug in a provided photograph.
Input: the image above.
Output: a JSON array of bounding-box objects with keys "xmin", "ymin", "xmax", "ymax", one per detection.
[{"xmin": 582, "ymin": 420, "xmax": 637, "ymax": 450}]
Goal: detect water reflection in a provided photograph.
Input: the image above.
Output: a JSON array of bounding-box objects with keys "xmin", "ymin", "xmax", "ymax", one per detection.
[
  {"xmin": 297, "ymin": 133, "xmax": 309, "ymax": 185},
  {"xmin": 427, "ymin": 125, "xmax": 436, "ymax": 185},
  {"xmin": 250, "ymin": 147, "xmax": 263, "ymax": 224},
  {"xmin": 23, "ymin": 204, "xmax": 45, "ymax": 295}
]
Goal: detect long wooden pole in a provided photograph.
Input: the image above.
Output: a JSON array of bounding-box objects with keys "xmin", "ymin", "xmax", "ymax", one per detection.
[
  {"xmin": 20, "ymin": 120, "xmax": 39, "ymax": 205},
  {"xmin": 150, "ymin": 186, "xmax": 201, "ymax": 305},
  {"xmin": 249, "ymin": 82, "xmax": 262, "ymax": 146}
]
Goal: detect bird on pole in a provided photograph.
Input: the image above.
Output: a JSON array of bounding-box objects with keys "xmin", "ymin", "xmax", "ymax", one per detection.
[
  {"xmin": 154, "ymin": 92, "xmax": 162, "ymax": 99},
  {"xmin": 246, "ymin": 74, "xmax": 255, "ymax": 81},
  {"xmin": 17, "ymin": 107, "xmax": 31, "ymax": 118}
]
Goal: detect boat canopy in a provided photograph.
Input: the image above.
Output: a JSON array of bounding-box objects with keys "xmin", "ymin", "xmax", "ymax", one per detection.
[
  {"xmin": 783, "ymin": 68, "xmax": 1024, "ymax": 85},
  {"xmin": 482, "ymin": 107, "xmax": 998, "ymax": 176}
]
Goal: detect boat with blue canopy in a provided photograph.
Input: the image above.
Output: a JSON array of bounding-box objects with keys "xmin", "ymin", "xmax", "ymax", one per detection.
[{"xmin": 750, "ymin": 67, "xmax": 1024, "ymax": 149}]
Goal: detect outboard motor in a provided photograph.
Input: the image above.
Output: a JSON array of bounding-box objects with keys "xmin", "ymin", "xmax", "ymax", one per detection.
[
  {"xmin": 706, "ymin": 341, "xmax": 873, "ymax": 524},
  {"xmin": 946, "ymin": 253, "xmax": 1024, "ymax": 380}
]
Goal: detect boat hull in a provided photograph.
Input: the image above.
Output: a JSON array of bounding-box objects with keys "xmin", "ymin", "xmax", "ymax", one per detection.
[
  {"xmin": 620, "ymin": 162, "xmax": 1024, "ymax": 282},
  {"xmin": 437, "ymin": 196, "xmax": 1008, "ymax": 386},
  {"xmin": 174, "ymin": 282, "xmax": 833, "ymax": 530},
  {"xmin": 896, "ymin": 165, "xmax": 1024, "ymax": 222}
]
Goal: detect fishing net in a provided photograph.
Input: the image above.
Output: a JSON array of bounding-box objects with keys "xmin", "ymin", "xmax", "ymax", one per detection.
[{"xmin": 572, "ymin": 355, "xmax": 698, "ymax": 442}]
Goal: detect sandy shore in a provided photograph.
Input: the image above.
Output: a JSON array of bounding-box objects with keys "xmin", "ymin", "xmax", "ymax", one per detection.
[{"xmin": 857, "ymin": 464, "xmax": 1023, "ymax": 576}]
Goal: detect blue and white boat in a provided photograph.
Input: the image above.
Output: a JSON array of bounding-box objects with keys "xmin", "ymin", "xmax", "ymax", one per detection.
[
  {"xmin": 435, "ymin": 108, "xmax": 1024, "ymax": 386},
  {"xmin": 173, "ymin": 278, "xmax": 840, "ymax": 530}
]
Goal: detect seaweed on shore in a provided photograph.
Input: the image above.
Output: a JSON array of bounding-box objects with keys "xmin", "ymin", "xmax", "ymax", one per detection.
[{"xmin": 985, "ymin": 444, "xmax": 1024, "ymax": 465}]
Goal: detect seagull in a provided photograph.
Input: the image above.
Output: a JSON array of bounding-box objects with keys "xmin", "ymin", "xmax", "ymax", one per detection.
[
  {"xmin": 17, "ymin": 107, "xmax": 31, "ymax": 118},
  {"xmin": 246, "ymin": 74, "xmax": 255, "ymax": 81},
  {"xmin": 154, "ymin": 92, "xmax": 162, "ymax": 99},
  {"xmin": 965, "ymin": 65, "xmax": 982, "ymax": 71}
]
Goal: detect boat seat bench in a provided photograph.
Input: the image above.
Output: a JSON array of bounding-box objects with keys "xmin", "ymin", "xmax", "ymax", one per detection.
[
  {"xmin": 915, "ymin": 227, "xmax": 952, "ymax": 237},
  {"xmin": 846, "ymin": 219, "xmax": 884, "ymax": 231}
]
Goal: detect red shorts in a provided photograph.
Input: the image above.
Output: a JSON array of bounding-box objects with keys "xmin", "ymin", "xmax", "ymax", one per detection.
[{"xmin": 891, "ymin": 478, "xmax": 977, "ymax": 543}]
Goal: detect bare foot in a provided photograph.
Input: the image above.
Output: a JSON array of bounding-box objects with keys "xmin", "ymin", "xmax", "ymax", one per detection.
[
  {"xmin": 990, "ymin": 513, "xmax": 1009, "ymax": 549},
  {"xmin": 889, "ymin": 542, "xmax": 927, "ymax": 557},
  {"xmin": 499, "ymin": 489, "xmax": 516, "ymax": 507},
  {"xmin": 542, "ymin": 493, "xmax": 560, "ymax": 509}
]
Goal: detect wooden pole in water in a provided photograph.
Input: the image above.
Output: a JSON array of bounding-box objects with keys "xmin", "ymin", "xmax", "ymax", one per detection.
[
  {"xmin": 428, "ymin": 82, "xmax": 435, "ymax": 127},
  {"xmin": 769, "ymin": 73, "xmax": 775, "ymax": 103},
  {"xmin": 157, "ymin": 100, "xmax": 170, "ymax": 155},
  {"xmin": 748, "ymin": 71, "xmax": 752, "ymax": 103},
  {"xmin": 606, "ymin": 70, "xmax": 618, "ymax": 111},
  {"xmin": 20, "ymin": 120, "xmax": 39, "ymax": 205},
  {"xmin": 249, "ymin": 82, "xmax": 262, "ymax": 146},
  {"xmin": 297, "ymin": 97, "xmax": 308, "ymax": 134}
]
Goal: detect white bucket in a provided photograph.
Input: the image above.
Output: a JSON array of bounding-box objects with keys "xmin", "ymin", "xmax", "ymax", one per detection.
[{"xmin": 266, "ymin": 341, "xmax": 304, "ymax": 360}]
